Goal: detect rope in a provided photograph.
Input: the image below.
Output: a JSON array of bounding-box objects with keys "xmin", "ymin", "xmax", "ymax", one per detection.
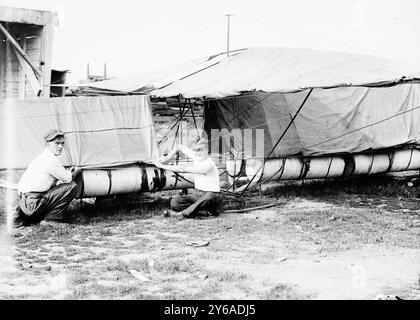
[
  {"xmin": 325, "ymin": 156, "xmax": 334, "ymax": 178},
  {"xmin": 405, "ymin": 148, "xmax": 414, "ymax": 171},
  {"xmin": 386, "ymin": 152, "xmax": 395, "ymax": 172},
  {"xmin": 367, "ymin": 152, "xmax": 375, "ymax": 174}
]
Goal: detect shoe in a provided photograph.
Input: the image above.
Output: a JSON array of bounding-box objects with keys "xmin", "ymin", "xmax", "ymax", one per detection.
[
  {"xmin": 12, "ymin": 217, "xmax": 25, "ymax": 229},
  {"xmin": 162, "ymin": 209, "xmax": 184, "ymax": 218},
  {"xmin": 179, "ymin": 210, "xmax": 192, "ymax": 219},
  {"xmin": 211, "ymin": 210, "xmax": 220, "ymax": 217},
  {"xmin": 11, "ymin": 207, "xmax": 26, "ymax": 228},
  {"xmin": 173, "ymin": 211, "xmax": 186, "ymax": 219},
  {"xmin": 196, "ymin": 210, "xmax": 211, "ymax": 217}
]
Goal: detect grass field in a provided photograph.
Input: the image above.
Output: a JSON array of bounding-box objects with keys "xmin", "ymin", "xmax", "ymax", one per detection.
[{"xmin": 1, "ymin": 172, "xmax": 420, "ymax": 299}]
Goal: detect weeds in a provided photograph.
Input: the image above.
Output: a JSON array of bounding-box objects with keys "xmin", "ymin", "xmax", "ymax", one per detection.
[{"xmin": 1, "ymin": 171, "xmax": 420, "ymax": 299}]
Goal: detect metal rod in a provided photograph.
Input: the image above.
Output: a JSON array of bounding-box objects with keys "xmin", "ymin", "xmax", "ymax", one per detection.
[
  {"xmin": 226, "ymin": 14, "xmax": 233, "ymax": 57},
  {"xmin": 223, "ymin": 202, "xmax": 282, "ymax": 214}
]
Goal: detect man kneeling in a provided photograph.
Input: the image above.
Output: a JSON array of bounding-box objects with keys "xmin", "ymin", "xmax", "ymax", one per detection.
[
  {"xmin": 14, "ymin": 130, "xmax": 81, "ymax": 226},
  {"xmin": 154, "ymin": 140, "xmax": 220, "ymax": 218}
]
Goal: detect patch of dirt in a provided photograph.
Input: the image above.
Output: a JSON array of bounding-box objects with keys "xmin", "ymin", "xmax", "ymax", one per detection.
[
  {"xmin": 285, "ymin": 199, "xmax": 336, "ymax": 211},
  {"xmin": 211, "ymin": 245, "xmax": 420, "ymax": 300},
  {"xmin": 236, "ymin": 209, "xmax": 287, "ymax": 223}
]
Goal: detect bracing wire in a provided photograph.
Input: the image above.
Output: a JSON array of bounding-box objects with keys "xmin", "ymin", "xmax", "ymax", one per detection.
[
  {"xmin": 238, "ymin": 104, "xmax": 420, "ymax": 194},
  {"xmin": 240, "ymin": 88, "xmax": 313, "ymax": 195}
]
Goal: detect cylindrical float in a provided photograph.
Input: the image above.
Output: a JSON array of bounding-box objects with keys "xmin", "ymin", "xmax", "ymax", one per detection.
[
  {"xmin": 305, "ymin": 156, "xmax": 346, "ymax": 179},
  {"xmin": 226, "ymin": 148, "xmax": 420, "ymax": 185},
  {"xmin": 77, "ymin": 164, "xmax": 194, "ymax": 198},
  {"xmin": 353, "ymin": 153, "xmax": 390, "ymax": 175},
  {"xmin": 390, "ymin": 149, "xmax": 420, "ymax": 171}
]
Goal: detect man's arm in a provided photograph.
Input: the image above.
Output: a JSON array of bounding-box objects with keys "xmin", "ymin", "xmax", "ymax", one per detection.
[
  {"xmin": 159, "ymin": 145, "xmax": 197, "ymax": 163},
  {"xmin": 159, "ymin": 147, "xmax": 179, "ymax": 163},
  {"xmin": 178, "ymin": 145, "xmax": 197, "ymax": 160},
  {"xmin": 49, "ymin": 158, "xmax": 81, "ymax": 183},
  {"xmin": 153, "ymin": 161, "xmax": 210, "ymax": 175},
  {"xmin": 49, "ymin": 162, "xmax": 72, "ymax": 183}
]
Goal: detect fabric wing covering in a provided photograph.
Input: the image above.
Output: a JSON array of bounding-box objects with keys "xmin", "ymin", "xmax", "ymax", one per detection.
[
  {"xmin": 81, "ymin": 47, "xmax": 420, "ymax": 96},
  {"xmin": 79, "ymin": 51, "xmax": 233, "ymax": 95},
  {"xmin": 204, "ymin": 83, "xmax": 420, "ymax": 158},
  {"xmin": 152, "ymin": 47, "xmax": 420, "ymax": 98},
  {"xmin": 0, "ymin": 95, "xmax": 159, "ymax": 169}
]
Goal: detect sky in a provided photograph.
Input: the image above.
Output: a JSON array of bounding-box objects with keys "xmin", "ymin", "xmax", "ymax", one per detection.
[{"xmin": 1, "ymin": 0, "xmax": 420, "ymax": 83}]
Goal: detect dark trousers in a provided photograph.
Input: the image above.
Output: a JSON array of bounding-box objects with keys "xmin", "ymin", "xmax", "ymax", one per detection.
[
  {"xmin": 170, "ymin": 192, "xmax": 220, "ymax": 218},
  {"xmin": 15, "ymin": 182, "xmax": 78, "ymax": 224}
]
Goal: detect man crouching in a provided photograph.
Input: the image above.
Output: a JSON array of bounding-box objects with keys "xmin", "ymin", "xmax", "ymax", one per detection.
[
  {"xmin": 13, "ymin": 129, "xmax": 81, "ymax": 226},
  {"xmin": 154, "ymin": 140, "xmax": 220, "ymax": 218}
]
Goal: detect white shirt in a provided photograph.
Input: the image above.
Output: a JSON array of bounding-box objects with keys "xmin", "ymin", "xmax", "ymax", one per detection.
[
  {"xmin": 17, "ymin": 149, "xmax": 72, "ymax": 193},
  {"xmin": 193, "ymin": 158, "xmax": 220, "ymax": 192}
]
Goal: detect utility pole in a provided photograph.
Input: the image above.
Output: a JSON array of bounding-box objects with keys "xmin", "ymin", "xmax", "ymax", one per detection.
[{"xmin": 226, "ymin": 14, "xmax": 233, "ymax": 56}]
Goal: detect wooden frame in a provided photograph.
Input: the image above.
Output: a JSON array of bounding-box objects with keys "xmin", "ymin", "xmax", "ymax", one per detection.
[{"xmin": 0, "ymin": 5, "xmax": 57, "ymax": 99}]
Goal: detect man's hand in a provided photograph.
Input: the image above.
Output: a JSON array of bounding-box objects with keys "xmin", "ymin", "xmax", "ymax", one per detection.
[
  {"xmin": 159, "ymin": 147, "xmax": 180, "ymax": 163},
  {"xmin": 151, "ymin": 160, "xmax": 186, "ymax": 174},
  {"xmin": 70, "ymin": 166, "xmax": 82, "ymax": 179},
  {"xmin": 158, "ymin": 155, "xmax": 170, "ymax": 163}
]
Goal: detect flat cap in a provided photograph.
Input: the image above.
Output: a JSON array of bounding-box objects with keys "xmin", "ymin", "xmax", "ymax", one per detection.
[{"xmin": 44, "ymin": 129, "xmax": 65, "ymax": 142}]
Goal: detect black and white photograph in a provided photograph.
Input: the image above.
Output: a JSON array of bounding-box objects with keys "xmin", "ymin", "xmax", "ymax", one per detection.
[{"xmin": 0, "ymin": 0, "xmax": 420, "ymax": 305}]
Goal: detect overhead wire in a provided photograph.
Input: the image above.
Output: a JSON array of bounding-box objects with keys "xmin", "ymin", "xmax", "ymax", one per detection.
[
  {"xmin": 237, "ymin": 15, "xmax": 399, "ymax": 61},
  {"xmin": 235, "ymin": 16, "xmax": 324, "ymax": 50}
]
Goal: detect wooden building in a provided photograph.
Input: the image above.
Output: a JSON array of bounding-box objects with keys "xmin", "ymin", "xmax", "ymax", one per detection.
[{"xmin": 0, "ymin": 5, "xmax": 57, "ymax": 99}]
